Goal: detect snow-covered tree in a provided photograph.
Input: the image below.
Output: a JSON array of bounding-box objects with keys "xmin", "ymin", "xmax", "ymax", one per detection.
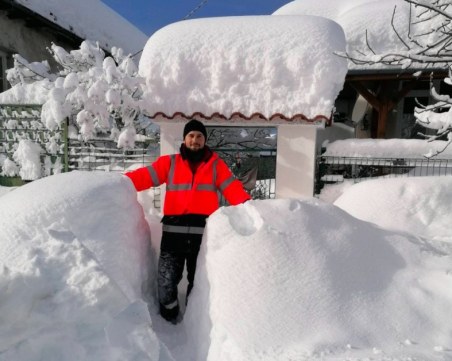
[
  {"xmin": 0, "ymin": 40, "xmax": 160, "ymax": 180},
  {"xmin": 5, "ymin": 40, "xmax": 152, "ymax": 149},
  {"xmin": 343, "ymin": 0, "xmax": 452, "ymax": 156}
]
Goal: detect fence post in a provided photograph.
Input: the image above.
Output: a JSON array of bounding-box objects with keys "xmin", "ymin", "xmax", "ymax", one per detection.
[{"xmin": 63, "ymin": 118, "xmax": 69, "ymax": 173}]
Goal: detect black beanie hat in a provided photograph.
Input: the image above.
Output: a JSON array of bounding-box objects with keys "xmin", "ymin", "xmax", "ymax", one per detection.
[{"xmin": 183, "ymin": 119, "xmax": 207, "ymax": 139}]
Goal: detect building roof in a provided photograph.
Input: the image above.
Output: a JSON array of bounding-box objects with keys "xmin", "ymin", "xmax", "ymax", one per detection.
[
  {"xmin": 273, "ymin": 0, "xmax": 445, "ymax": 73},
  {"xmin": 6, "ymin": 0, "xmax": 148, "ymax": 56},
  {"xmin": 139, "ymin": 15, "xmax": 348, "ymax": 124}
]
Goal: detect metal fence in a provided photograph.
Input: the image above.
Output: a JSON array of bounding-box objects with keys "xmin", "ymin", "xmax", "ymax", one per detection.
[
  {"xmin": 67, "ymin": 136, "xmax": 161, "ymax": 209},
  {"xmin": 212, "ymin": 148, "xmax": 277, "ymax": 202},
  {"xmin": 67, "ymin": 136, "xmax": 156, "ymax": 172},
  {"xmin": 315, "ymin": 155, "xmax": 452, "ymax": 194},
  {"xmin": 0, "ymin": 104, "xmax": 161, "ymax": 207},
  {"xmin": 1, "ymin": 104, "xmax": 277, "ymax": 206},
  {"xmin": 0, "ymin": 104, "xmax": 66, "ymax": 185}
]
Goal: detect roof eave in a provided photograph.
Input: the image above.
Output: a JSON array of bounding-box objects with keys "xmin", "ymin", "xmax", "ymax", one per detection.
[
  {"xmin": 346, "ymin": 67, "xmax": 447, "ymax": 81},
  {"xmin": 1, "ymin": 0, "xmax": 86, "ymax": 49},
  {"xmin": 148, "ymin": 111, "xmax": 331, "ymax": 126}
]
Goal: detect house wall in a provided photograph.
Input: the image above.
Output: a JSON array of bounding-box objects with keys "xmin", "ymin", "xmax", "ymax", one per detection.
[{"xmin": 0, "ymin": 10, "xmax": 77, "ymax": 90}]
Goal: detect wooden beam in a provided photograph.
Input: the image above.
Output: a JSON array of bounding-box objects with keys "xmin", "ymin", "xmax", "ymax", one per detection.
[
  {"xmin": 349, "ymin": 81, "xmax": 380, "ymax": 110},
  {"xmin": 349, "ymin": 78, "xmax": 428, "ymax": 139},
  {"xmin": 393, "ymin": 79, "xmax": 418, "ymax": 104},
  {"xmin": 346, "ymin": 71, "xmax": 446, "ymax": 82},
  {"xmin": 377, "ymin": 102, "xmax": 389, "ymax": 138}
]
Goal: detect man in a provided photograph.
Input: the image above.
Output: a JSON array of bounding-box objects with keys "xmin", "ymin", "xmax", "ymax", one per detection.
[{"xmin": 125, "ymin": 119, "xmax": 250, "ymax": 323}]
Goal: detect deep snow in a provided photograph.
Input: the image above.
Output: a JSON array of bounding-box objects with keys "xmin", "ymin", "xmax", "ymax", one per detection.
[
  {"xmin": 138, "ymin": 15, "xmax": 347, "ymax": 120},
  {"xmin": 0, "ymin": 171, "xmax": 451, "ymax": 361}
]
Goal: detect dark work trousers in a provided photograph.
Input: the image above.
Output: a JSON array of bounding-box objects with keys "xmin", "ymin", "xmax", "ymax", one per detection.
[{"xmin": 157, "ymin": 230, "xmax": 203, "ymax": 311}]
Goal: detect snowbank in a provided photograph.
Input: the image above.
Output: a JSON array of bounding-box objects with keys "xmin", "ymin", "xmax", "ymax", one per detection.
[
  {"xmin": 0, "ymin": 171, "xmax": 164, "ymax": 360},
  {"xmin": 334, "ymin": 176, "xmax": 452, "ymax": 243},
  {"xmin": 323, "ymin": 138, "xmax": 452, "ymax": 159},
  {"xmin": 0, "ymin": 172, "xmax": 451, "ymax": 360},
  {"xmin": 185, "ymin": 198, "xmax": 452, "ymax": 360},
  {"xmin": 0, "ymin": 81, "xmax": 51, "ymax": 104}
]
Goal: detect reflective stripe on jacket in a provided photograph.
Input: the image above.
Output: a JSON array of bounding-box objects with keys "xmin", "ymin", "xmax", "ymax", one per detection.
[{"xmin": 125, "ymin": 152, "xmax": 250, "ymax": 216}]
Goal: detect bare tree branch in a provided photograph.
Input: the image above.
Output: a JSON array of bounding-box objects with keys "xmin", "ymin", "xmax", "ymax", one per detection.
[
  {"xmin": 341, "ymin": 0, "xmax": 452, "ymax": 156},
  {"xmin": 405, "ymin": 0, "xmax": 452, "ymax": 21},
  {"xmin": 392, "ymin": 6, "xmax": 411, "ymax": 50}
]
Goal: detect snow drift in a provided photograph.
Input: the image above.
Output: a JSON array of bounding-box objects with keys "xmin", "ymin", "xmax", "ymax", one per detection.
[
  {"xmin": 185, "ymin": 198, "xmax": 452, "ymax": 361},
  {"xmin": 334, "ymin": 176, "xmax": 452, "ymax": 243},
  {"xmin": 0, "ymin": 171, "xmax": 165, "ymax": 360},
  {"xmin": 0, "ymin": 172, "xmax": 451, "ymax": 360}
]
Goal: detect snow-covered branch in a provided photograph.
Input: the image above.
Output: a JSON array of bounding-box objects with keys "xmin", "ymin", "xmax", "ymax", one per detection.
[
  {"xmin": 5, "ymin": 40, "xmax": 149, "ymax": 148},
  {"xmin": 342, "ymin": 0, "xmax": 452, "ymax": 156},
  {"xmin": 341, "ymin": 0, "xmax": 452, "ymax": 69},
  {"xmin": 1, "ymin": 40, "xmax": 158, "ymax": 179}
]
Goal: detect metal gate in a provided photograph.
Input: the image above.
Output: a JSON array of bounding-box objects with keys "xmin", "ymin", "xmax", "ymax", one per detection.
[{"xmin": 207, "ymin": 126, "xmax": 277, "ymax": 201}]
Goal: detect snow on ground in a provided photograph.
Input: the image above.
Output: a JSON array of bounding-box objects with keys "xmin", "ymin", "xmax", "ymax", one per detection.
[
  {"xmin": 0, "ymin": 172, "xmax": 163, "ymax": 360},
  {"xmin": 0, "ymin": 185, "xmax": 15, "ymax": 197},
  {"xmin": 0, "ymin": 172, "xmax": 451, "ymax": 361},
  {"xmin": 334, "ymin": 176, "xmax": 452, "ymax": 244}
]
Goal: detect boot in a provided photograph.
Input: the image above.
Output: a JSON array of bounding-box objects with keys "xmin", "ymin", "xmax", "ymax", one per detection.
[{"xmin": 160, "ymin": 302, "xmax": 180, "ymax": 324}]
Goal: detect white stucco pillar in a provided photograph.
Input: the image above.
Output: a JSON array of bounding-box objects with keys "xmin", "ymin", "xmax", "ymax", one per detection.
[
  {"xmin": 275, "ymin": 125, "xmax": 318, "ymax": 199},
  {"xmin": 157, "ymin": 122, "xmax": 184, "ymax": 209}
]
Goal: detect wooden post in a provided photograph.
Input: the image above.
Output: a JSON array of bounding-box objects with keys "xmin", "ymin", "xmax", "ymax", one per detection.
[
  {"xmin": 349, "ymin": 79, "xmax": 419, "ymax": 138},
  {"xmin": 63, "ymin": 117, "xmax": 69, "ymax": 173}
]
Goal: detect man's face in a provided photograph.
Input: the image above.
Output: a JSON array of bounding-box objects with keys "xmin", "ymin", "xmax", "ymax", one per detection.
[{"xmin": 184, "ymin": 130, "xmax": 205, "ymax": 151}]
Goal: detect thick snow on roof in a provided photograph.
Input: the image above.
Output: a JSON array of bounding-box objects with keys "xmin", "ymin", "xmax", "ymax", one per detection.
[
  {"xmin": 139, "ymin": 16, "xmax": 347, "ymax": 122},
  {"xmin": 323, "ymin": 138, "xmax": 452, "ymax": 159},
  {"xmin": 273, "ymin": 0, "xmax": 426, "ymax": 71},
  {"xmin": 14, "ymin": 0, "xmax": 148, "ymax": 55}
]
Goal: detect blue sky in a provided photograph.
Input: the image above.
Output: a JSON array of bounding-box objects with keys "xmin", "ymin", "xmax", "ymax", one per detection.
[{"xmin": 101, "ymin": 0, "xmax": 292, "ymax": 36}]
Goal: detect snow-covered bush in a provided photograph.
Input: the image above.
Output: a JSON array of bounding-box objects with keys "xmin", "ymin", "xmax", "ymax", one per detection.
[
  {"xmin": 1, "ymin": 40, "xmax": 158, "ymax": 180},
  {"xmin": 13, "ymin": 139, "xmax": 42, "ymax": 180},
  {"xmin": 5, "ymin": 40, "xmax": 149, "ymax": 147}
]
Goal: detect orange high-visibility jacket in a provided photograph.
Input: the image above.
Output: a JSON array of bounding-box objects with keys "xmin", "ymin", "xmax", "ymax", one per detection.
[{"xmin": 125, "ymin": 152, "xmax": 250, "ymax": 216}]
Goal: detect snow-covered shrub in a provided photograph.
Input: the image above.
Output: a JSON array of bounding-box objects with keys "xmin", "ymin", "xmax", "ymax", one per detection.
[
  {"xmin": 1, "ymin": 157, "xmax": 19, "ymax": 177},
  {"xmin": 5, "ymin": 40, "xmax": 151, "ymax": 148},
  {"xmin": 1, "ymin": 40, "xmax": 158, "ymax": 181},
  {"xmin": 13, "ymin": 139, "xmax": 42, "ymax": 180}
]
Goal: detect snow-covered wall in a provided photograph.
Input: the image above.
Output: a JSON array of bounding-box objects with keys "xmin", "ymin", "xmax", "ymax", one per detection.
[{"xmin": 139, "ymin": 15, "xmax": 347, "ymax": 120}]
